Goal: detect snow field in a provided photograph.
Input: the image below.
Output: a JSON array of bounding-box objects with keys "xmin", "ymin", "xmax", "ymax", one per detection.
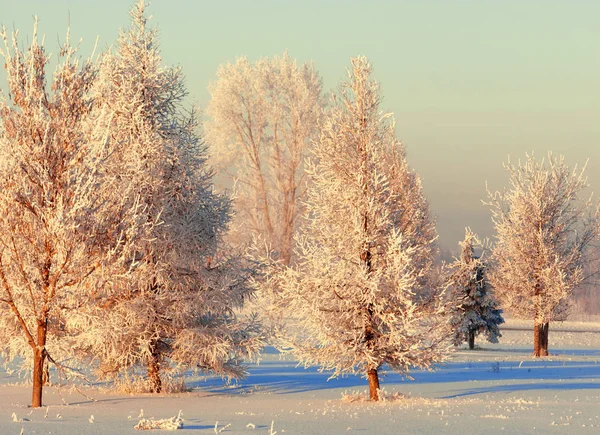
[{"xmin": 3, "ymin": 319, "xmax": 600, "ymax": 434}]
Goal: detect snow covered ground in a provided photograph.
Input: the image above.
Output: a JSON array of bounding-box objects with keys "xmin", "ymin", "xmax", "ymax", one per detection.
[{"xmin": 3, "ymin": 319, "xmax": 600, "ymax": 434}]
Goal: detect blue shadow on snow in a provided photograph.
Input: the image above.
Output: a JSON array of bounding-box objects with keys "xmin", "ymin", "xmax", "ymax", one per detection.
[{"xmin": 187, "ymin": 348, "xmax": 600, "ymax": 397}]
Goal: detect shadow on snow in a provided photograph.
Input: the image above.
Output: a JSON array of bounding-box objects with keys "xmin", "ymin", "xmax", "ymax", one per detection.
[
  {"xmin": 442, "ymin": 381, "xmax": 600, "ymax": 398},
  {"xmin": 188, "ymin": 346, "xmax": 600, "ymax": 397}
]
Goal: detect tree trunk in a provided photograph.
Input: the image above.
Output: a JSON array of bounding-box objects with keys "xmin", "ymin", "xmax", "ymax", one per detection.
[
  {"xmin": 31, "ymin": 322, "xmax": 48, "ymax": 408},
  {"xmin": 147, "ymin": 343, "xmax": 162, "ymax": 393},
  {"xmin": 256, "ymin": 166, "xmax": 275, "ymax": 245},
  {"xmin": 280, "ymin": 221, "xmax": 292, "ymax": 266},
  {"xmin": 31, "ymin": 347, "xmax": 45, "ymax": 408},
  {"xmin": 468, "ymin": 330, "xmax": 475, "ymax": 350},
  {"xmin": 279, "ymin": 182, "xmax": 294, "ymax": 266},
  {"xmin": 533, "ymin": 321, "xmax": 549, "ymax": 357},
  {"xmin": 367, "ymin": 368, "xmax": 380, "ymax": 401},
  {"xmin": 533, "ymin": 321, "xmax": 541, "ymax": 357},
  {"xmin": 540, "ymin": 322, "xmax": 549, "ymax": 356}
]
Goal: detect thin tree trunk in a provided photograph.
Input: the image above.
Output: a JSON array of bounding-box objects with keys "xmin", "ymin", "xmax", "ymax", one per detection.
[
  {"xmin": 367, "ymin": 368, "xmax": 380, "ymax": 401},
  {"xmin": 147, "ymin": 342, "xmax": 162, "ymax": 393},
  {"xmin": 280, "ymin": 196, "xmax": 294, "ymax": 266},
  {"xmin": 534, "ymin": 317, "xmax": 540, "ymax": 356},
  {"xmin": 540, "ymin": 322, "xmax": 549, "ymax": 356},
  {"xmin": 280, "ymin": 161, "xmax": 298, "ymax": 266},
  {"xmin": 359, "ymin": 111, "xmax": 380, "ymax": 402},
  {"xmin": 280, "ymin": 207, "xmax": 293, "ymax": 266},
  {"xmin": 468, "ymin": 331, "xmax": 475, "ymax": 350},
  {"xmin": 256, "ymin": 167, "xmax": 274, "ymax": 244},
  {"xmin": 42, "ymin": 360, "xmax": 50, "ymax": 386}
]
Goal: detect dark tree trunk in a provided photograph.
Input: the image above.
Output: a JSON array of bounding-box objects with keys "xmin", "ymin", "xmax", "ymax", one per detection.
[
  {"xmin": 468, "ymin": 330, "xmax": 475, "ymax": 350},
  {"xmin": 147, "ymin": 342, "xmax": 162, "ymax": 393},
  {"xmin": 533, "ymin": 321, "xmax": 549, "ymax": 357},
  {"xmin": 533, "ymin": 321, "xmax": 541, "ymax": 357},
  {"xmin": 540, "ymin": 322, "xmax": 549, "ymax": 356},
  {"xmin": 367, "ymin": 368, "xmax": 380, "ymax": 401}
]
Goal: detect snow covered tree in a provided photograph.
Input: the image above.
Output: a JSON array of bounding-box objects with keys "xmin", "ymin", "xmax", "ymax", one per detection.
[
  {"xmin": 447, "ymin": 229, "xmax": 503, "ymax": 350},
  {"xmin": 76, "ymin": 1, "xmax": 263, "ymax": 393},
  {"xmin": 206, "ymin": 52, "xmax": 323, "ymax": 265},
  {"xmin": 487, "ymin": 153, "xmax": 600, "ymax": 357},
  {"xmin": 0, "ymin": 21, "xmax": 147, "ymax": 407},
  {"xmin": 260, "ymin": 57, "xmax": 450, "ymax": 401}
]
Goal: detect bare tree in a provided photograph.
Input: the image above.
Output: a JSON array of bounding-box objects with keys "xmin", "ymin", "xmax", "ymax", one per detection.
[
  {"xmin": 0, "ymin": 21, "xmax": 146, "ymax": 407},
  {"xmin": 259, "ymin": 57, "xmax": 450, "ymax": 401},
  {"xmin": 486, "ymin": 153, "xmax": 600, "ymax": 357},
  {"xmin": 206, "ymin": 52, "xmax": 323, "ymax": 265}
]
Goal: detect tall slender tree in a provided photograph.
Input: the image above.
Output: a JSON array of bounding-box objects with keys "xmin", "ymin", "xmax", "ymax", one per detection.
[
  {"xmin": 260, "ymin": 57, "xmax": 450, "ymax": 401},
  {"xmin": 206, "ymin": 52, "xmax": 323, "ymax": 265},
  {"xmin": 447, "ymin": 229, "xmax": 503, "ymax": 350},
  {"xmin": 77, "ymin": 1, "xmax": 263, "ymax": 393},
  {"xmin": 487, "ymin": 153, "xmax": 600, "ymax": 357},
  {"xmin": 0, "ymin": 21, "xmax": 147, "ymax": 407}
]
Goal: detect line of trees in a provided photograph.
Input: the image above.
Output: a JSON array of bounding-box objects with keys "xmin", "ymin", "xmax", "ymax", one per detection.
[{"xmin": 1, "ymin": 0, "xmax": 599, "ymax": 407}]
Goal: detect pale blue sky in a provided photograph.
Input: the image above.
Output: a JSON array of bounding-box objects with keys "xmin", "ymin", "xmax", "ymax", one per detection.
[{"xmin": 1, "ymin": 0, "xmax": 599, "ymax": 251}]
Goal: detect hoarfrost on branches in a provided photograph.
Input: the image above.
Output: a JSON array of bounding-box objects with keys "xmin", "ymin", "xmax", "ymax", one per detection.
[
  {"xmin": 486, "ymin": 153, "xmax": 600, "ymax": 357},
  {"xmin": 134, "ymin": 410, "xmax": 184, "ymax": 430},
  {"xmin": 446, "ymin": 229, "xmax": 503, "ymax": 350},
  {"xmin": 206, "ymin": 52, "xmax": 323, "ymax": 265},
  {"xmin": 76, "ymin": 0, "xmax": 264, "ymax": 392},
  {"xmin": 259, "ymin": 57, "xmax": 451, "ymax": 401},
  {"xmin": 0, "ymin": 18, "xmax": 148, "ymax": 407}
]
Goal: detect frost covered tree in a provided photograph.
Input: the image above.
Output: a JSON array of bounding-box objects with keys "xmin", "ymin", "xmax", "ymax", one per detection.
[
  {"xmin": 206, "ymin": 52, "xmax": 323, "ymax": 265},
  {"xmin": 487, "ymin": 154, "xmax": 600, "ymax": 357},
  {"xmin": 260, "ymin": 57, "xmax": 450, "ymax": 401},
  {"xmin": 0, "ymin": 22, "xmax": 147, "ymax": 407},
  {"xmin": 76, "ymin": 1, "xmax": 263, "ymax": 393},
  {"xmin": 447, "ymin": 229, "xmax": 503, "ymax": 350}
]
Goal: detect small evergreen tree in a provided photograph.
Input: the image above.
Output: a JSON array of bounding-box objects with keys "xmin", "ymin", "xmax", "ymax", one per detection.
[{"xmin": 447, "ymin": 230, "xmax": 504, "ymax": 350}]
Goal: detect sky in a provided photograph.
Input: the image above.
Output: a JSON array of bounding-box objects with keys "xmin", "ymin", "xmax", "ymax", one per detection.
[{"xmin": 0, "ymin": 0, "xmax": 598, "ymax": 252}]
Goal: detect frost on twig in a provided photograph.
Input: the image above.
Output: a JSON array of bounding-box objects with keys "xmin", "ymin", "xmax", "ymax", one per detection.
[
  {"xmin": 134, "ymin": 410, "xmax": 183, "ymax": 430},
  {"xmin": 341, "ymin": 388, "xmax": 407, "ymax": 403},
  {"xmin": 214, "ymin": 421, "xmax": 231, "ymax": 433},
  {"xmin": 11, "ymin": 412, "xmax": 29, "ymax": 422},
  {"xmin": 207, "ymin": 52, "xmax": 323, "ymax": 266}
]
